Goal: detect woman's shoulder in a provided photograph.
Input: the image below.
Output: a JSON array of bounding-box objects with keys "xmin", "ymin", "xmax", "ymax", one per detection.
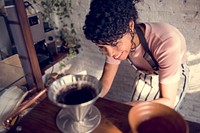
[
  {"xmin": 144, "ymin": 22, "xmax": 176, "ymax": 31},
  {"xmin": 143, "ymin": 22, "xmax": 176, "ymax": 28},
  {"xmin": 142, "ymin": 22, "xmax": 186, "ymax": 63},
  {"xmin": 142, "ymin": 22, "xmax": 184, "ymax": 42}
]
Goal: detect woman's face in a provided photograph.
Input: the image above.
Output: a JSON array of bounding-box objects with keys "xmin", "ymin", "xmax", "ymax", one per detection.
[{"xmin": 97, "ymin": 32, "xmax": 133, "ymax": 61}]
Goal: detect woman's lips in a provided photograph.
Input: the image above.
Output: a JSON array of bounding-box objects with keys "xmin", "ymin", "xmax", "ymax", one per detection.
[{"xmin": 113, "ymin": 52, "xmax": 123, "ymax": 59}]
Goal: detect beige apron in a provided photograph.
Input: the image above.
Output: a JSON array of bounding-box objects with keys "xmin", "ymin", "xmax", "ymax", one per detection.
[{"xmin": 130, "ymin": 63, "xmax": 189, "ymax": 110}]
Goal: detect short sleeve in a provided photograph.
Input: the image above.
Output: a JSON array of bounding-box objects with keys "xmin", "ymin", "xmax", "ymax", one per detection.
[{"xmin": 157, "ymin": 36, "xmax": 182, "ymax": 85}]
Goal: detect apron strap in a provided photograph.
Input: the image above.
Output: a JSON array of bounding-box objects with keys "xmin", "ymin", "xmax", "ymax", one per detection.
[{"xmin": 135, "ymin": 25, "xmax": 159, "ymax": 71}]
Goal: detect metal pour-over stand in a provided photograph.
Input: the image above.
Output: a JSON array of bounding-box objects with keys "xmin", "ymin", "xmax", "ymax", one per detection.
[{"xmin": 48, "ymin": 74, "xmax": 102, "ymax": 133}]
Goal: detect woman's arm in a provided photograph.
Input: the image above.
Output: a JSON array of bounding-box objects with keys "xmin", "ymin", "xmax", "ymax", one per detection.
[
  {"xmin": 100, "ymin": 62, "xmax": 119, "ymax": 97},
  {"xmin": 152, "ymin": 82, "xmax": 179, "ymax": 108},
  {"xmin": 126, "ymin": 82, "xmax": 179, "ymax": 108}
]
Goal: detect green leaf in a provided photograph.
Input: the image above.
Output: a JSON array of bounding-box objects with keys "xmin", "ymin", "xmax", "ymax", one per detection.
[
  {"xmin": 59, "ymin": 62, "xmax": 66, "ymax": 67},
  {"xmin": 41, "ymin": 1, "xmax": 47, "ymax": 6},
  {"xmin": 63, "ymin": 24, "xmax": 68, "ymax": 27},
  {"xmin": 54, "ymin": 3, "xmax": 59, "ymax": 7},
  {"xmin": 60, "ymin": 1, "xmax": 65, "ymax": 7}
]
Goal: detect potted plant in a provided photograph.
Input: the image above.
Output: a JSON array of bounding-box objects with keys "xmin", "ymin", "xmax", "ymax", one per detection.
[{"xmin": 28, "ymin": 0, "xmax": 80, "ymax": 56}]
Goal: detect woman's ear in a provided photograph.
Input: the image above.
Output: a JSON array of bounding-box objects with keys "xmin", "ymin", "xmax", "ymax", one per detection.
[{"xmin": 129, "ymin": 20, "xmax": 135, "ymax": 31}]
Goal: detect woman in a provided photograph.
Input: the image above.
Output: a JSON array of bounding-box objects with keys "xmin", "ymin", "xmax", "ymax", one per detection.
[{"xmin": 83, "ymin": 0, "xmax": 189, "ymax": 109}]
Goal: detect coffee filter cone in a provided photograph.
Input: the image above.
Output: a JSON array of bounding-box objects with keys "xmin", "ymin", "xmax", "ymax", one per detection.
[{"xmin": 48, "ymin": 74, "xmax": 102, "ymax": 121}]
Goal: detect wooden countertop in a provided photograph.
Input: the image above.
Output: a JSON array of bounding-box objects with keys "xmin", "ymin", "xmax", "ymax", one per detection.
[
  {"xmin": 7, "ymin": 97, "xmax": 200, "ymax": 133},
  {"xmin": 7, "ymin": 98, "xmax": 131, "ymax": 133}
]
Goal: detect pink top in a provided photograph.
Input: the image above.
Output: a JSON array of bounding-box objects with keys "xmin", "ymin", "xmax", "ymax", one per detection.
[{"xmin": 106, "ymin": 22, "xmax": 187, "ymax": 85}]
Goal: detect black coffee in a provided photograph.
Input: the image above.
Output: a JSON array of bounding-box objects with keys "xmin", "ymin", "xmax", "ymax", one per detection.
[
  {"xmin": 57, "ymin": 84, "xmax": 97, "ymax": 105},
  {"xmin": 137, "ymin": 116, "xmax": 184, "ymax": 133}
]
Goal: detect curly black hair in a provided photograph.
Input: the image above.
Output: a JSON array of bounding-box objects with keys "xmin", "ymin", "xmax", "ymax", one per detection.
[{"xmin": 83, "ymin": 0, "xmax": 139, "ymax": 46}]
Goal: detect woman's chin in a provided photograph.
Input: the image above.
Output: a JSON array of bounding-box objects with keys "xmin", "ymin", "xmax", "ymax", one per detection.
[
  {"xmin": 119, "ymin": 57, "xmax": 127, "ymax": 61},
  {"xmin": 120, "ymin": 53, "xmax": 129, "ymax": 60},
  {"xmin": 114, "ymin": 55, "xmax": 128, "ymax": 61}
]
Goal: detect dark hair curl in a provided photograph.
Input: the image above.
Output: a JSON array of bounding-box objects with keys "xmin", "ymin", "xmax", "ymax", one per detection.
[{"xmin": 83, "ymin": 0, "xmax": 138, "ymax": 45}]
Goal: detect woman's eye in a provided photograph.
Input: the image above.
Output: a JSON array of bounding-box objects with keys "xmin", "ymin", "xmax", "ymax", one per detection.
[
  {"xmin": 112, "ymin": 42, "xmax": 118, "ymax": 46},
  {"xmin": 115, "ymin": 42, "xmax": 122, "ymax": 48},
  {"xmin": 98, "ymin": 47, "xmax": 107, "ymax": 55},
  {"xmin": 98, "ymin": 46, "xmax": 105, "ymax": 52},
  {"xmin": 98, "ymin": 46, "xmax": 104, "ymax": 49}
]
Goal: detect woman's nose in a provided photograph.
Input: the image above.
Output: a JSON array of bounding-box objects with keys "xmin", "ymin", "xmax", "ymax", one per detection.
[{"xmin": 106, "ymin": 46, "xmax": 116, "ymax": 57}]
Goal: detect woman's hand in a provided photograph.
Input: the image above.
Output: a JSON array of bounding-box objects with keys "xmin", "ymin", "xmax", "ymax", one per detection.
[{"xmin": 125, "ymin": 101, "xmax": 144, "ymax": 106}]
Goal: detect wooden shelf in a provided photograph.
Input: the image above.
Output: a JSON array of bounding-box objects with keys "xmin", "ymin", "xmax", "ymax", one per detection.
[{"xmin": 40, "ymin": 51, "xmax": 68, "ymax": 75}]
